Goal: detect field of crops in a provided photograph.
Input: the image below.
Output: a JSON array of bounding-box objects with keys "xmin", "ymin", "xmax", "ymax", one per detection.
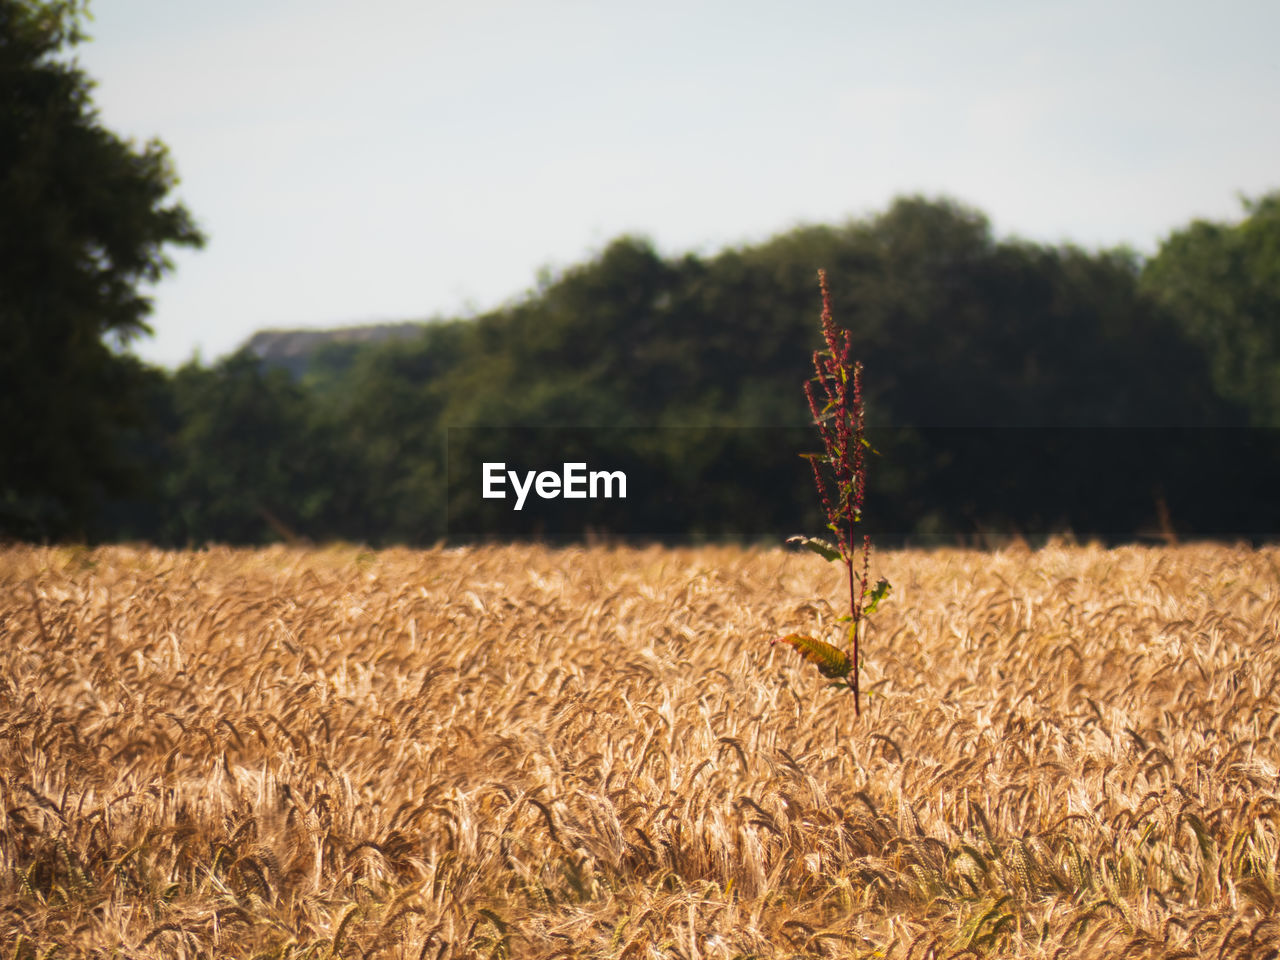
[{"xmin": 2, "ymin": 543, "xmax": 1278, "ymax": 958}]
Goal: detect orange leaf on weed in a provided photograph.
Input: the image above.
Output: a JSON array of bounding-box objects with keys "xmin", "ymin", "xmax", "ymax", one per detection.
[{"xmin": 772, "ymin": 633, "xmax": 852, "ymax": 679}]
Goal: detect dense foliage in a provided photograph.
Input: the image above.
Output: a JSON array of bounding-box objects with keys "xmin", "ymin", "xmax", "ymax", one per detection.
[
  {"xmin": 99, "ymin": 193, "xmax": 1272, "ymax": 548},
  {"xmin": 0, "ymin": 0, "xmax": 204, "ymax": 539},
  {"xmin": 14, "ymin": 190, "xmax": 1280, "ymax": 545},
  {"xmin": 1141, "ymin": 193, "xmax": 1280, "ymax": 427}
]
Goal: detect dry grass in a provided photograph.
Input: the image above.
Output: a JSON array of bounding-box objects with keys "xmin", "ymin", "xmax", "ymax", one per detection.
[{"xmin": 1, "ymin": 542, "xmax": 1278, "ymax": 959}]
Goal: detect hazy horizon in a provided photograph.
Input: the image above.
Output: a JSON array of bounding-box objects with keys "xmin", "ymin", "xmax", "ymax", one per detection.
[{"xmin": 73, "ymin": 0, "xmax": 1280, "ymax": 368}]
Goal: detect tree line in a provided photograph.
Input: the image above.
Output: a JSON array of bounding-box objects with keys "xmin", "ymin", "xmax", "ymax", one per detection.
[{"xmin": 10, "ymin": 192, "xmax": 1279, "ymax": 547}]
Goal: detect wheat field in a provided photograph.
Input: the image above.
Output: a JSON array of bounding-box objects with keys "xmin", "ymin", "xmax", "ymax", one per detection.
[{"xmin": 1, "ymin": 543, "xmax": 1278, "ymax": 959}]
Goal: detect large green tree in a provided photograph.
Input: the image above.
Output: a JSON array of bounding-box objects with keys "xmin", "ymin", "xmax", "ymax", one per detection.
[
  {"xmin": 1142, "ymin": 192, "xmax": 1280, "ymax": 426},
  {"xmin": 0, "ymin": 0, "xmax": 203, "ymax": 539}
]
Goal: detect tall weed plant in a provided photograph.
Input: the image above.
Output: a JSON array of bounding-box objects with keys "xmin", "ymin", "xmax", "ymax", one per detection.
[{"xmin": 776, "ymin": 270, "xmax": 890, "ymax": 716}]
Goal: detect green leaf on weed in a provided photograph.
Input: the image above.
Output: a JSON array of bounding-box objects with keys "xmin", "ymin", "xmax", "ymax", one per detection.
[
  {"xmin": 864, "ymin": 577, "xmax": 892, "ymax": 615},
  {"xmin": 786, "ymin": 535, "xmax": 842, "ymax": 562}
]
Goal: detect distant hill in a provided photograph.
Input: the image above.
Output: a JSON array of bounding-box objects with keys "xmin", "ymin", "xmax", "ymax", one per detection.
[{"xmin": 241, "ymin": 322, "xmax": 428, "ymax": 379}]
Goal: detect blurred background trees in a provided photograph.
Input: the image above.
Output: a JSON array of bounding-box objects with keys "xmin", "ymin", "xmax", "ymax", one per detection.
[
  {"xmin": 0, "ymin": 0, "xmax": 204, "ymax": 539},
  {"xmin": 102, "ymin": 193, "xmax": 1267, "ymax": 548},
  {"xmin": 1141, "ymin": 193, "xmax": 1280, "ymax": 427}
]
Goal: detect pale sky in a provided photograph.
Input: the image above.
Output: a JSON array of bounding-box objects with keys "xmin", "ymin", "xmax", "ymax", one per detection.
[{"xmin": 75, "ymin": 0, "xmax": 1280, "ymax": 368}]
